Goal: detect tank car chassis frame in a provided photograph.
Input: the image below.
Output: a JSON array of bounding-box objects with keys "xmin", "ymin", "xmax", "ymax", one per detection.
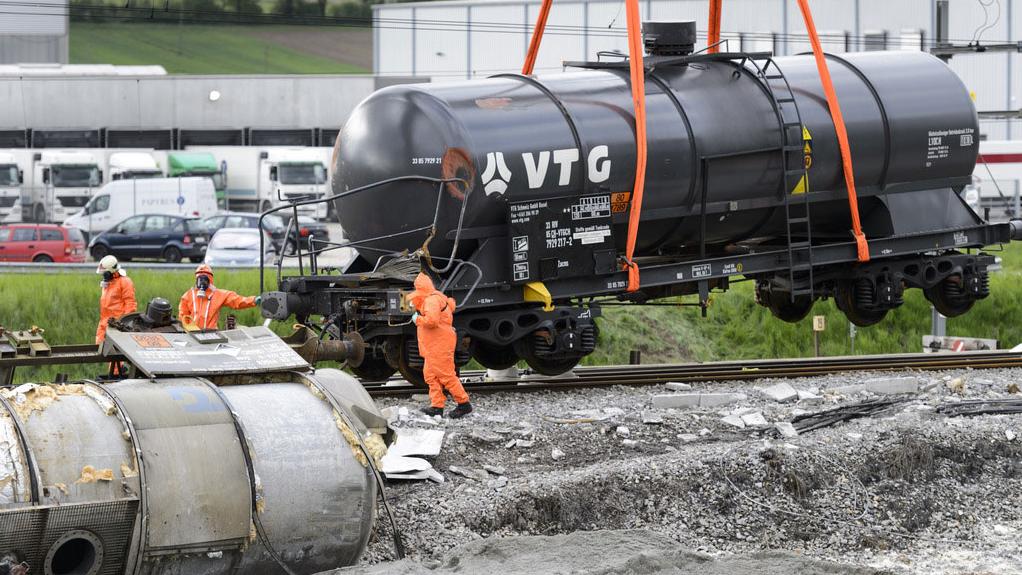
[{"xmin": 258, "ymin": 177, "xmax": 1020, "ymax": 381}]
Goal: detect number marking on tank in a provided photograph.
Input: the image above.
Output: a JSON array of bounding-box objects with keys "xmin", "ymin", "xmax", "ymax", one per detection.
[{"xmin": 692, "ymin": 264, "xmax": 711, "ymax": 278}]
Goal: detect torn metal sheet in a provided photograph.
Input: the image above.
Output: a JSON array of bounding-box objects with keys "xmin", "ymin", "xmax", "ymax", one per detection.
[
  {"xmin": 0, "ymin": 410, "xmax": 30, "ymax": 506},
  {"xmin": 381, "ymin": 454, "xmax": 444, "ymax": 483},
  {"xmin": 385, "ymin": 469, "xmax": 445, "ymax": 483},
  {"xmin": 388, "ymin": 427, "xmax": 445, "ymax": 458}
]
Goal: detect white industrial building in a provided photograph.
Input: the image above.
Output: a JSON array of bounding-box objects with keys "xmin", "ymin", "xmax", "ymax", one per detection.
[
  {"xmin": 374, "ymin": 0, "xmax": 1022, "ymax": 139},
  {"xmin": 0, "ymin": 0, "xmax": 69, "ymax": 64}
]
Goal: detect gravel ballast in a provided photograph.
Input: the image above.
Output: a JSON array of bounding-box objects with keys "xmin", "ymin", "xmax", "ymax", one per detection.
[{"xmin": 334, "ymin": 367, "xmax": 1022, "ymax": 574}]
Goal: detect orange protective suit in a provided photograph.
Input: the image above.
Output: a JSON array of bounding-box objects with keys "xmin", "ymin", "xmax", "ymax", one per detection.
[
  {"xmin": 179, "ymin": 269, "xmax": 257, "ymax": 331},
  {"xmin": 409, "ymin": 273, "xmax": 470, "ymax": 408},
  {"xmin": 96, "ymin": 275, "xmax": 137, "ymax": 344}
]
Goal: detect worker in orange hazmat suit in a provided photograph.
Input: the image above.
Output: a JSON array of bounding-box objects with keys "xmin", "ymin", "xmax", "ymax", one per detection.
[
  {"xmin": 96, "ymin": 255, "xmax": 137, "ymax": 344},
  {"xmin": 409, "ymin": 272, "xmax": 473, "ymax": 418},
  {"xmin": 179, "ymin": 264, "xmax": 260, "ymax": 331}
]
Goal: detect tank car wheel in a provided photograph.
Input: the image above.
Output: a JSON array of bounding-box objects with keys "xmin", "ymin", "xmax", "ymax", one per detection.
[
  {"xmin": 767, "ymin": 293, "xmax": 814, "ymax": 323},
  {"xmin": 386, "ymin": 335, "xmax": 427, "ymax": 388},
  {"xmin": 396, "ymin": 353, "xmax": 427, "ymax": 388},
  {"xmin": 924, "ymin": 276, "xmax": 976, "ymax": 318},
  {"xmin": 836, "ymin": 280, "xmax": 888, "ymax": 327},
  {"xmin": 469, "ymin": 341, "xmax": 519, "ymax": 370},
  {"xmin": 513, "ymin": 335, "xmax": 580, "ymax": 376},
  {"xmin": 349, "ymin": 356, "xmax": 397, "ymax": 383}
]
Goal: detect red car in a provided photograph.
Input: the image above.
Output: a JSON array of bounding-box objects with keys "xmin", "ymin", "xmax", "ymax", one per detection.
[{"xmin": 0, "ymin": 224, "xmax": 87, "ymax": 263}]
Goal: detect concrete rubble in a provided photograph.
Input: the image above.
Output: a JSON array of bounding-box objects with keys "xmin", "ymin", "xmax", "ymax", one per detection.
[
  {"xmin": 825, "ymin": 376, "xmax": 921, "ymax": 396},
  {"xmin": 761, "ymin": 382, "xmax": 799, "ymax": 403},
  {"xmin": 664, "ymin": 381, "xmax": 693, "ymax": 391},
  {"xmin": 739, "ymin": 412, "xmax": 768, "ymax": 427},
  {"xmin": 651, "ymin": 392, "xmax": 747, "ymax": 409},
  {"xmin": 356, "ymin": 368, "xmax": 1022, "ymax": 575},
  {"xmin": 775, "ymin": 421, "xmax": 799, "ymax": 438}
]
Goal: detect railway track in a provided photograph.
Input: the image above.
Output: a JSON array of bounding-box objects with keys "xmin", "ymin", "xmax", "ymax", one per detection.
[{"xmin": 363, "ymin": 350, "xmax": 1022, "ymax": 397}]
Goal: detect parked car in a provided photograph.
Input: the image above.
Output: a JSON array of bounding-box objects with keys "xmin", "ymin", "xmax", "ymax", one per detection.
[
  {"xmin": 0, "ymin": 224, "xmax": 86, "ymax": 263},
  {"xmin": 64, "ymin": 177, "xmax": 218, "ymax": 240},
  {"xmin": 204, "ymin": 228, "xmax": 276, "ymax": 267},
  {"xmin": 204, "ymin": 211, "xmax": 286, "ymax": 253},
  {"xmin": 277, "ymin": 212, "xmax": 331, "ymax": 255},
  {"xmin": 89, "ymin": 214, "xmax": 209, "ymax": 263}
]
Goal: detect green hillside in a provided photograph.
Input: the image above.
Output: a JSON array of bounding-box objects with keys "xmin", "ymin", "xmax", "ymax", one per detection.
[{"xmin": 70, "ymin": 23, "xmax": 369, "ymax": 74}]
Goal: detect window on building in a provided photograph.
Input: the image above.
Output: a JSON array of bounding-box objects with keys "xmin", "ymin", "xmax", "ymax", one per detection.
[
  {"xmin": 900, "ymin": 29, "xmax": 924, "ymax": 51},
  {"xmin": 863, "ymin": 30, "xmax": 888, "ymax": 51}
]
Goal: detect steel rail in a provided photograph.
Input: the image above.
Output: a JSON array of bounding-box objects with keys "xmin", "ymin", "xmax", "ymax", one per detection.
[{"xmin": 364, "ymin": 350, "xmax": 1022, "ymax": 397}]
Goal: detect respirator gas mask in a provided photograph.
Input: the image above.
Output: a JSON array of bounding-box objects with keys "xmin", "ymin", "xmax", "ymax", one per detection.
[
  {"xmin": 102, "ymin": 271, "xmax": 114, "ymax": 282},
  {"xmin": 196, "ymin": 274, "xmax": 211, "ymax": 297}
]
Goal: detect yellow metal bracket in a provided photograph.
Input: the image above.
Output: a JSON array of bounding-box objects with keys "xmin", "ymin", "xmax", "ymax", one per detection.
[{"xmin": 523, "ymin": 282, "xmax": 554, "ymax": 311}]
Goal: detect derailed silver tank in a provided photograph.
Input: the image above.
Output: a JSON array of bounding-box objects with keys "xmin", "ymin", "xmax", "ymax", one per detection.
[{"xmin": 0, "ymin": 368, "xmax": 385, "ymax": 575}]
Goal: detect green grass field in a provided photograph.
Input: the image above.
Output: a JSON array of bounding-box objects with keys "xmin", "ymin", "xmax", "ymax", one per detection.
[
  {"xmin": 70, "ymin": 23, "xmax": 368, "ymax": 74},
  {"xmin": 3, "ymin": 244, "xmax": 1020, "ymax": 383}
]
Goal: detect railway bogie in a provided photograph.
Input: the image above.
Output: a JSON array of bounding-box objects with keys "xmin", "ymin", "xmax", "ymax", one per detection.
[{"xmin": 753, "ymin": 250, "xmax": 997, "ymax": 326}]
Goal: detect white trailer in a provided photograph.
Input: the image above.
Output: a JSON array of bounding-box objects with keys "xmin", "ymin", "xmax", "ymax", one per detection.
[
  {"xmin": 186, "ymin": 146, "xmax": 330, "ymax": 219},
  {"xmin": 975, "ymin": 140, "xmax": 1022, "ymax": 220},
  {"xmin": 107, "ymin": 151, "xmax": 163, "ymax": 180},
  {"xmin": 21, "ymin": 150, "xmax": 104, "ymax": 223},
  {"xmin": 0, "ymin": 151, "xmax": 22, "ymax": 222}
]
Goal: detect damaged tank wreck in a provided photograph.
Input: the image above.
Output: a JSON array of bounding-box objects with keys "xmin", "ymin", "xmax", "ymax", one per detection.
[{"xmin": 0, "ymin": 323, "xmax": 391, "ymax": 575}]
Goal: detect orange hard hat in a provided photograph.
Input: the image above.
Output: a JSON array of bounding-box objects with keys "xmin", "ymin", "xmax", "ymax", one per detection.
[{"xmin": 194, "ymin": 264, "xmax": 214, "ymax": 278}]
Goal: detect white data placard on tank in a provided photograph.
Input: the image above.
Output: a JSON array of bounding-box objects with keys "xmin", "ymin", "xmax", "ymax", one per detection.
[{"xmin": 105, "ymin": 326, "xmax": 309, "ymax": 378}]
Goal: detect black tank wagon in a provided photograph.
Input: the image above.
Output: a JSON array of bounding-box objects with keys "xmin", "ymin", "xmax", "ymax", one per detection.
[{"xmin": 260, "ymin": 22, "xmax": 1022, "ymax": 385}]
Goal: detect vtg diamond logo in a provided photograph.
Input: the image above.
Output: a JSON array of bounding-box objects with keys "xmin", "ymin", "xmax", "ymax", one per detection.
[
  {"xmin": 481, "ymin": 146, "xmax": 611, "ymax": 196},
  {"xmin": 481, "ymin": 152, "xmax": 512, "ymax": 196}
]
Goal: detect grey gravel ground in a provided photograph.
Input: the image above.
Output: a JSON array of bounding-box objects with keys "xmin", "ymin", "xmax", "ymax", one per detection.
[{"xmin": 337, "ymin": 367, "xmax": 1022, "ymax": 574}]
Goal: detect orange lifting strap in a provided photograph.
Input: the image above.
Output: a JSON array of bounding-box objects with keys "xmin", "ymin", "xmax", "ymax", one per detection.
[
  {"xmin": 522, "ymin": 0, "xmax": 649, "ymax": 291},
  {"xmin": 707, "ymin": 0, "xmax": 870, "ymax": 262},
  {"xmin": 706, "ymin": 0, "xmax": 722, "ymax": 54}
]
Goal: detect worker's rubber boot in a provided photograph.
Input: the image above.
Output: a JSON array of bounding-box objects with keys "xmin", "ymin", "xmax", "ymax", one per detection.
[
  {"xmin": 449, "ymin": 402, "xmax": 473, "ymax": 419},
  {"xmin": 420, "ymin": 406, "xmax": 444, "ymax": 418}
]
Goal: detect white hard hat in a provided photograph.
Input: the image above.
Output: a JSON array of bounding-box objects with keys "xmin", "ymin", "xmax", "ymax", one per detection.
[{"xmin": 96, "ymin": 255, "xmax": 119, "ymax": 274}]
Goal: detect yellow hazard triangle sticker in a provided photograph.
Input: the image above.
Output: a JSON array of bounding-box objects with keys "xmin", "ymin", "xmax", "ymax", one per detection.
[{"xmin": 791, "ymin": 125, "xmax": 812, "ymax": 195}]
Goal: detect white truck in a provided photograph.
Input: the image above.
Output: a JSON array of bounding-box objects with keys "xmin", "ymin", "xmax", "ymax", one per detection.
[
  {"xmin": 974, "ymin": 140, "xmax": 1022, "ymax": 220},
  {"xmin": 187, "ymin": 146, "xmax": 329, "ymax": 219},
  {"xmin": 64, "ymin": 177, "xmax": 218, "ymax": 237},
  {"xmin": 0, "ymin": 151, "xmax": 22, "ymax": 222},
  {"xmin": 107, "ymin": 151, "xmax": 163, "ymax": 180},
  {"xmin": 21, "ymin": 150, "xmax": 103, "ymax": 223}
]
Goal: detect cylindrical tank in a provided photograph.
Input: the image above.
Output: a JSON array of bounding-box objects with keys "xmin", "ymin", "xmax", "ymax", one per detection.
[
  {"xmin": 0, "ymin": 369, "xmax": 381, "ymax": 575},
  {"xmin": 335, "ymin": 51, "xmax": 977, "ymax": 256}
]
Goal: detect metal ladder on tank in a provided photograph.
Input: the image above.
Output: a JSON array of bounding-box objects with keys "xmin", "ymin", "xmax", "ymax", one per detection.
[{"xmin": 750, "ymin": 56, "xmax": 815, "ymax": 300}]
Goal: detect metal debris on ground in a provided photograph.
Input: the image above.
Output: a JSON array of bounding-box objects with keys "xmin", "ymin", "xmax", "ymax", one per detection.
[
  {"xmin": 935, "ymin": 398, "xmax": 1022, "ymax": 417},
  {"xmin": 782, "ymin": 398, "xmax": 910, "ymax": 434}
]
